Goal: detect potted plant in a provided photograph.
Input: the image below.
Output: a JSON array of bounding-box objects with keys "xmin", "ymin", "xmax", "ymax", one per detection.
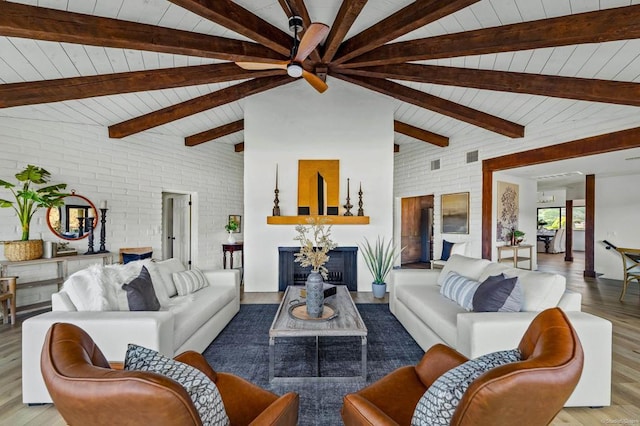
[
  {"xmin": 509, "ymin": 228, "xmax": 525, "ymax": 246},
  {"xmin": 360, "ymin": 237, "xmax": 404, "ymax": 299},
  {"xmin": 0, "ymin": 165, "xmax": 67, "ymax": 260},
  {"xmin": 294, "ymin": 218, "xmax": 337, "ymax": 318},
  {"xmin": 225, "ymin": 217, "xmax": 239, "ymax": 243}
]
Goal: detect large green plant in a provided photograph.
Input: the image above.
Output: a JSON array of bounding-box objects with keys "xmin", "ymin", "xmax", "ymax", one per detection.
[
  {"xmin": 360, "ymin": 237, "xmax": 404, "ymax": 284},
  {"xmin": 0, "ymin": 165, "xmax": 67, "ymax": 241}
]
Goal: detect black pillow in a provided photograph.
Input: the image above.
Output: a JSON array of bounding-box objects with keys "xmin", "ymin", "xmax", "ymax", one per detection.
[
  {"xmin": 122, "ymin": 266, "xmax": 160, "ymax": 311},
  {"xmin": 122, "ymin": 251, "xmax": 152, "ymax": 264},
  {"xmin": 441, "ymin": 240, "xmax": 454, "ymax": 261},
  {"xmin": 472, "ymin": 273, "xmax": 523, "ymax": 312}
]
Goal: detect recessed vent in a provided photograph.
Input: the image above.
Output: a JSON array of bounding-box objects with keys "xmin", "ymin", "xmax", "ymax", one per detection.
[
  {"xmin": 466, "ymin": 150, "xmax": 479, "ymax": 163},
  {"xmin": 431, "ymin": 159, "xmax": 440, "ymax": 170}
]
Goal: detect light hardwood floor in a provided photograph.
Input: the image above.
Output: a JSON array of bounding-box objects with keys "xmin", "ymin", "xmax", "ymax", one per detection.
[{"xmin": 1, "ymin": 254, "xmax": 638, "ymax": 425}]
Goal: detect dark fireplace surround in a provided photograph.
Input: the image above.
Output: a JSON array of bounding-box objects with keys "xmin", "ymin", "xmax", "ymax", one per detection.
[{"xmin": 278, "ymin": 246, "xmax": 358, "ymax": 291}]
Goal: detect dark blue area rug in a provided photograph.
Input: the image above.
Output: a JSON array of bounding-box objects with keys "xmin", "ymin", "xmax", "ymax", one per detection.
[{"xmin": 203, "ymin": 304, "xmax": 424, "ymax": 426}]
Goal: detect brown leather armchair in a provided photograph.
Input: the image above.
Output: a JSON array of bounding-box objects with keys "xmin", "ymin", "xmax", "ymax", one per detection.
[
  {"xmin": 41, "ymin": 322, "xmax": 299, "ymax": 426},
  {"xmin": 342, "ymin": 307, "xmax": 584, "ymax": 426}
]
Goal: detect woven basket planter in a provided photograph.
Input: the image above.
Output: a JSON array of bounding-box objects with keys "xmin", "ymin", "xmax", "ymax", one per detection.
[{"xmin": 4, "ymin": 239, "xmax": 43, "ymax": 261}]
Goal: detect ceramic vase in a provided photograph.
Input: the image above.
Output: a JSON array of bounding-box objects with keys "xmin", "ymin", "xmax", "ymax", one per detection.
[
  {"xmin": 372, "ymin": 282, "xmax": 387, "ymax": 299},
  {"xmin": 305, "ymin": 271, "xmax": 324, "ymax": 318},
  {"xmin": 227, "ymin": 231, "xmax": 236, "ymax": 244}
]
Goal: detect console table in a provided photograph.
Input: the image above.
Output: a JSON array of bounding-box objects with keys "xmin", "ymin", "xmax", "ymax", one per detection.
[
  {"xmin": 222, "ymin": 242, "xmax": 243, "ymax": 269},
  {"xmin": 0, "ymin": 253, "xmax": 113, "ymax": 312},
  {"xmin": 497, "ymin": 244, "xmax": 533, "ymax": 270}
]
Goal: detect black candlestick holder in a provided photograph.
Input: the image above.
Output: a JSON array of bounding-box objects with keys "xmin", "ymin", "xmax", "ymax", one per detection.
[
  {"xmin": 357, "ymin": 184, "xmax": 364, "ymax": 216},
  {"xmin": 97, "ymin": 208, "xmax": 110, "ymax": 253},
  {"xmin": 77, "ymin": 217, "xmax": 85, "ymax": 237},
  {"xmin": 84, "ymin": 218, "xmax": 95, "ymax": 255}
]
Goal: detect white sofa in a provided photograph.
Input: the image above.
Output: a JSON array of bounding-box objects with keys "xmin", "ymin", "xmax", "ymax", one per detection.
[
  {"xmin": 22, "ymin": 258, "xmax": 240, "ymax": 404},
  {"xmin": 390, "ymin": 254, "xmax": 612, "ymax": 407}
]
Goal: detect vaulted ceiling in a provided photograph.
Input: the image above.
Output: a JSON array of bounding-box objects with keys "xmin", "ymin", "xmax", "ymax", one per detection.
[{"xmin": 0, "ymin": 0, "xmax": 639, "ymax": 150}]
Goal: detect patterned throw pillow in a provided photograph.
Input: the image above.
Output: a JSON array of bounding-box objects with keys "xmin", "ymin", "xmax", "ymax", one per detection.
[
  {"xmin": 172, "ymin": 268, "xmax": 210, "ymax": 296},
  {"xmin": 473, "ymin": 273, "xmax": 523, "ymax": 312},
  {"xmin": 440, "ymin": 271, "xmax": 481, "ymax": 311},
  {"xmin": 124, "ymin": 344, "xmax": 229, "ymax": 426},
  {"xmin": 412, "ymin": 349, "xmax": 521, "ymax": 426}
]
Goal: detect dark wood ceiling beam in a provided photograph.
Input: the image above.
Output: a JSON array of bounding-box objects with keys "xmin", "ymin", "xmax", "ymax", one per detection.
[
  {"xmin": 336, "ymin": 63, "xmax": 640, "ymax": 107},
  {"xmin": 0, "ymin": 2, "xmax": 285, "ymax": 63},
  {"xmin": 333, "ymin": 73, "xmax": 524, "ymax": 138},
  {"xmin": 0, "ymin": 64, "xmax": 283, "ymax": 108},
  {"xmin": 394, "ymin": 120, "xmax": 449, "ymax": 147},
  {"xmin": 167, "ymin": 0, "xmax": 291, "ymax": 56},
  {"xmin": 343, "ymin": 5, "xmax": 640, "ymax": 67},
  {"xmin": 332, "ymin": 0, "xmax": 480, "ymax": 65},
  {"xmin": 287, "ymin": 0, "xmax": 321, "ymax": 62},
  {"xmin": 185, "ymin": 120, "xmax": 244, "ymax": 146},
  {"xmin": 235, "ymin": 143, "xmax": 245, "ymax": 152},
  {"xmin": 108, "ymin": 76, "xmax": 292, "ymax": 138},
  {"xmin": 322, "ymin": 0, "xmax": 368, "ymax": 63}
]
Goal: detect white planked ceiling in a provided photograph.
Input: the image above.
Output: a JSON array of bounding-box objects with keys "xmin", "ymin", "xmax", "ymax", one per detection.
[{"xmin": 0, "ymin": 0, "xmax": 639, "ymax": 153}]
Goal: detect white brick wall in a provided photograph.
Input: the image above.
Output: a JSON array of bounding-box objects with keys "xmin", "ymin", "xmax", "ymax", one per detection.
[{"xmin": 0, "ymin": 117, "xmax": 243, "ymax": 307}]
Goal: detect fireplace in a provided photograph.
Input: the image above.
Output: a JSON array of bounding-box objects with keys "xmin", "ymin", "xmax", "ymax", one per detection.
[{"xmin": 278, "ymin": 246, "xmax": 358, "ymax": 291}]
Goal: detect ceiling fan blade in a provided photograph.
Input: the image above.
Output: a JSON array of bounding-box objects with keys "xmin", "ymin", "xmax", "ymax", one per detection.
[
  {"xmin": 236, "ymin": 61, "xmax": 288, "ymax": 70},
  {"xmin": 302, "ymin": 70, "xmax": 328, "ymax": 93},
  {"xmin": 294, "ymin": 23, "xmax": 330, "ymax": 63}
]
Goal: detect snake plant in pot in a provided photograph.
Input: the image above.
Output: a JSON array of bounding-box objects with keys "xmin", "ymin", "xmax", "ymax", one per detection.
[
  {"xmin": 0, "ymin": 165, "xmax": 67, "ymax": 260},
  {"xmin": 360, "ymin": 237, "xmax": 405, "ymax": 299}
]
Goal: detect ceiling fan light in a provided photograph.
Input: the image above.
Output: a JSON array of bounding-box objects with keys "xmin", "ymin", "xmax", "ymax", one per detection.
[{"xmin": 287, "ymin": 63, "xmax": 303, "ymax": 78}]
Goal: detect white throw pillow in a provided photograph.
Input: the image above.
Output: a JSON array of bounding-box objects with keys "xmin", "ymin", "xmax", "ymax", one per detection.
[
  {"xmin": 62, "ymin": 264, "xmax": 110, "ymax": 311},
  {"xmin": 172, "ymin": 268, "xmax": 209, "ymax": 296},
  {"xmin": 153, "ymin": 258, "xmax": 186, "ymax": 298}
]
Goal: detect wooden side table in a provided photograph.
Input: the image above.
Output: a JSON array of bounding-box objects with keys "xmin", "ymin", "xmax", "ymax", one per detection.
[
  {"xmin": 497, "ymin": 244, "xmax": 533, "ymax": 270},
  {"xmin": 222, "ymin": 242, "xmax": 243, "ymax": 269}
]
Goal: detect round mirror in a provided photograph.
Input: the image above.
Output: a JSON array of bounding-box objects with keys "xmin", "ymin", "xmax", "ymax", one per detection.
[{"xmin": 46, "ymin": 191, "xmax": 98, "ymax": 240}]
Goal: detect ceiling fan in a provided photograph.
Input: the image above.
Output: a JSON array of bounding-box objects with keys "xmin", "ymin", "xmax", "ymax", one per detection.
[{"xmin": 236, "ymin": 16, "xmax": 329, "ymax": 93}]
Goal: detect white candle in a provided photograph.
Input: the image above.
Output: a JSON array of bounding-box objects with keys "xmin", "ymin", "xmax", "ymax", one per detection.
[
  {"xmin": 99, "ymin": 200, "xmax": 107, "ymax": 209},
  {"xmin": 88, "ymin": 209, "xmax": 95, "ymax": 218}
]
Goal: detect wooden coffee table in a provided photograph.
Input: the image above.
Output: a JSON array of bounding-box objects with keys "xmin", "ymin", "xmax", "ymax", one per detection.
[{"xmin": 269, "ymin": 285, "xmax": 368, "ymax": 383}]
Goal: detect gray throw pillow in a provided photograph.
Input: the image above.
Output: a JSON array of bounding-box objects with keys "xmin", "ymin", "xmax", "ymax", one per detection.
[
  {"xmin": 124, "ymin": 344, "xmax": 229, "ymax": 426},
  {"xmin": 472, "ymin": 273, "xmax": 523, "ymax": 312},
  {"xmin": 121, "ymin": 266, "xmax": 161, "ymax": 311},
  {"xmin": 412, "ymin": 349, "xmax": 521, "ymax": 425}
]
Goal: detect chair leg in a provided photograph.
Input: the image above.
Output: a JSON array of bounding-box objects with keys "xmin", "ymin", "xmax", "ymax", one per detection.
[
  {"xmin": 620, "ymin": 277, "xmax": 629, "ymax": 301},
  {"xmin": 1, "ymin": 300, "xmax": 8, "ymax": 325}
]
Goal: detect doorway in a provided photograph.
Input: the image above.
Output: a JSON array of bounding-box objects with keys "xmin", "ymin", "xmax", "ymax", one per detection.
[
  {"xmin": 401, "ymin": 195, "xmax": 434, "ymax": 267},
  {"xmin": 162, "ymin": 192, "xmax": 193, "ymax": 267}
]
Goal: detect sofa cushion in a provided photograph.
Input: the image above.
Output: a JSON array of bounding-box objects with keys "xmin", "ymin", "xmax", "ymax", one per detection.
[
  {"xmin": 172, "ymin": 268, "xmax": 209, "ymax": 296},
  {"xmin": 473, "ymin": 274, "xmax": 523, "ymax": 312},
  {"xmin": 150, "ymin": 258, "xmax": 185, "ymax": 298},
  {"xmin": 396, "ymin": 283, "xmax": 461, "ymax": 347},
  {"xmin": 169, "ymin": 283, "xmax": 237, "ymax": 350},
  {"xmin": 122, "ymin": 266, "xmax": 161, "ymax": 311},
  {"xmin": 440, "ymin": 272, "xmax": 480, "ymax": 311},
  {"xmin": 437, "ymin": 255, "xmax": 492, "ymax": 286},
  {"xmin": 412, "ymin": 348, "xmax": 521, "ymax": 425},
  {"xmin": 102, "ymin": 260, "xmax": 155, "ymax": 310},
  {"xmin": 514, "ymin": 270, "xmax": 566, "ymax": 311},
  {"xmin": 124, "ymin": 344, "xmax": 229, "ymax": 426}
]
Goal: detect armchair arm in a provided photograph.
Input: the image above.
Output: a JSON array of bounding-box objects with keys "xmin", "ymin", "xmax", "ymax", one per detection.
[
  {"xmin": 342, "ymin": 393, "xmax": 400, "ymax": 426},
  {"xmin": 249, "ymin": 392, "xmax": 299, "ymax": 426},
  {"xmin": 415, "ymin": 343, "xmax": 468, "ymax": 388},
  {"xmin": 174, "ymin": 350, "xmax": 217, "ymax": 382}
]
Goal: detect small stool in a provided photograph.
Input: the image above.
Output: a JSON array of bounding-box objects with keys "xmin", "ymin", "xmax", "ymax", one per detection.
[{"xmin": 0, "ymin": 276, "xmax": 17, "ymax": 325}]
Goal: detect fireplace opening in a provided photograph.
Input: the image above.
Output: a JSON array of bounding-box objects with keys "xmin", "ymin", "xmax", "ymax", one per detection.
[{"xmin": 278, "ymin": 246, "xmax": 357, "ymax": 291}]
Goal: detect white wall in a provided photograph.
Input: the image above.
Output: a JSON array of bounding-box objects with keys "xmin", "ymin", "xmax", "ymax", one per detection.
[
  {"xmin": 394, "ymin": 114, "xmax": 640, "ymax": 274},
  {"xmin": 595, "ymin": 174, "xmax": 640, "ymax": 280},
  {"xmin": 243, "ymin": 79, "xmax": 394, "ymax": 292},
  {"xmin": 0, "ymin": 117, "xmax": 243, "ymax": 307}
]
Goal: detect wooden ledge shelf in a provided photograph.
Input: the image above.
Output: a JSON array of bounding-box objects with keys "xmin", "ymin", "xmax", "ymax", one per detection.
[{"xmin": 267, "ymin": 216, "xmax": 370, "ymax": 225}]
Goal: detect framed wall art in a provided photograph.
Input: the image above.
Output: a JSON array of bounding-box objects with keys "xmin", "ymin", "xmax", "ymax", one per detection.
[
  {"xmin": 228, "ymin": 215, "xmax": 241, "ymax": 233},
  {"xmin": 441, "ymin": 192, "xmax": 469, "ymax": 234},
  {"xmin": 496, "ymin": 181, "xmax": 519, "ymax": 242}
]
